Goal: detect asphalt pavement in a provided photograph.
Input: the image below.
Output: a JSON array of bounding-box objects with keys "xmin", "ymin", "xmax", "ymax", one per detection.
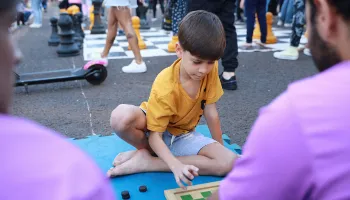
[{"xmin": 12, "ymin": 4, "xmax": 317, "ymax": 146}]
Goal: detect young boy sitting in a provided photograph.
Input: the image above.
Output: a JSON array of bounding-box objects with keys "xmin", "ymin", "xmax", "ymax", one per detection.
[{"xmin": 108, "ymin": 10, "xmax": 239, "ymax": 189}]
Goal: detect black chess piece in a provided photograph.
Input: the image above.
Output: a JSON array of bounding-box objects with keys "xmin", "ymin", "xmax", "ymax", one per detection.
[
  {"xmin": 48, "ymin": 17, "xmax": 60, "ymax": 46},
  {"xmin": 139, "ymin": 185, "xmax": 147, "ymax": 192},
  {"xmin": 136, "ymin": 1, "xmax": 150, "ymax": 30},
  {"xmin": 57, "ymin": 12, "xmax": 80, "ymax": 57},
  {"xmin": 75, "ymin": 12, "xmax": 85, "ymax": 38},
  {"xmin": 121, "ymin": 191, "xmax": 130, "ymax": 199},
  {"xmin": 73, "ymin": 12, "xmax": 84, "ymax": 49},
  {"xmin": 91, "ymin": 0, "xmax": 106, "ymax": 34}
]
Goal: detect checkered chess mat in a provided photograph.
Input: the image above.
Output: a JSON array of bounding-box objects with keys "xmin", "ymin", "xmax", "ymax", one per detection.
[{"xmin": 83, "ymin": 24, "xmax": 308, "ymax": 61}]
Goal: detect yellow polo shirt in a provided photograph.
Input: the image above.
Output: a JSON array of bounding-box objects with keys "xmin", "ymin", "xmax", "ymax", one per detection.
[{"xmin": 140, "ymin": 58, "xmax": 224, "ymax": 136}]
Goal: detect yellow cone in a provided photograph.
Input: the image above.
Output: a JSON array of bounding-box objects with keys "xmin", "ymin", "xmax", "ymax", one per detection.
[
  {"xmin": 266, "ymin": 12, "xmax": 277, "ymax": 44},
  {"xmin": 253, "ymin": 15, "xmax": 261, "ymax": 40},
  {"xmin": 168, "ymin": 36, "xmax": 178, "ymax": 52},
  {"xmin": 89, "ymin": 6, "xmax": 94, "ymax": 30},
  {"xmin": 304, "ymin": 29, "xmax": 308, "ymax": 38},
  {"xmin": 67, "ymin": 5, "xmax": 80, "ymax": 15}
]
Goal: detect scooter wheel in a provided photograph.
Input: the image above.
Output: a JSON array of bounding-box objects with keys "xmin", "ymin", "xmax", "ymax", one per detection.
[{"xmin": 85, "ymin": 64, "xmax": 108, "ymax": 85}]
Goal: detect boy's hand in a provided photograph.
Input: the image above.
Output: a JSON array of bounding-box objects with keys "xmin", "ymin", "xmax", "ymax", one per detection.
[{"xmin": 170, "ymin": 161, "xmax": 199, "ymax": 190}]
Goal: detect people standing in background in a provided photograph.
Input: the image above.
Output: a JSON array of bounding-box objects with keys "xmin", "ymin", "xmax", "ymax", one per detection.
[
  {"xmin": 171, "ymin": 0, "xmax": 188, "ymax": 37},
  {"xmin": 58, "ymin": 0, "xmax": 69, "ymax": 9},
  {"xmin": 68, "ymin": 0, "xmax": 82, "ymax": 11},
  {"xmin": 240, "ymin": 0, "xmax": 267, "ymax": 48},
  {"xmin": 277, "ymin": 0, "xmax": 294, "ymax": 27},
  {"xmin": 17, "ymin": 1, "xmax": 34, "ymax": 26},
  {"xmin": 273, "ymin": 0, "xmax": 310, "ymax": 60},
  {"xmin": 236, "ymin": 0, "xmax": 244, "ymax": 23},
  {"xmin": 188, "ymin": 0, "xmax": 239, "ymax": 91},
  {"xmin": 151, "ymin": 0, "xmax": 164, "ymax": 21},
  {"xmin": 90, "ymin": 0, "xmax": 147, "ymax": 73},
  {"xmin": 42, "ymin": 0, "xmax": 47, "ymax": 12},
  {"xmin": 29, "ymin": 0, "xmax": 43, "ymax": 28}
]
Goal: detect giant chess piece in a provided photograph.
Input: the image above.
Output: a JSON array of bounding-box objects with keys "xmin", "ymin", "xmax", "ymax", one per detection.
[
  {"xmin": 67, "ymin": 5, "xmax": 80, "ymax": 22},
  {"xmin": 48, "ymin": 17, "xmax": 60, "ymax": 46},
  {"xmin": 253, "ymin": 13, "xmax": 276, "ymax": 44},
  {"xmin": 304, "ymin": 27, "xmax": 308, "ymax": 38},
  {"xmin": 266, "ymin": 12, "xmax": 277, "ymax": 44},
  {"xmin": 73, "ymin": 12, "xmax": 84, "ymax": 49},
  {"xmin": 136, "ymin": 2, "xmax": 150, "ymax": 30},
  {"xmin": 91, "ymin": 0, "xmax": 106, "ymax": 34},
  {"xmin": 57, "ymin": 12, "xmax": 80, "ymax": 57},
  {"xmin": 76, "ymin": 12, "xmax": 85, "ymax": 38},
  {"xmin": 253, "ymin": 15, "xmax": 261, "ymax": 40},
  {"xmin": 168, "ymin": 35, "xmax": 178, "ymax": 52},
  {"xmin": 89, "ymin": 5, "xmax": 94, "ymax": 30}
]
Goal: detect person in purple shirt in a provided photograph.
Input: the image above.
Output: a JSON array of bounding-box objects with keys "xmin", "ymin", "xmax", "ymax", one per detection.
[
  {"xmin": 0, "ymin": 1, "xmax": 115, "ymax": 199},
  {"xmin": 209, "ymin": 0, "xmax": 350, "ymax": 199}
]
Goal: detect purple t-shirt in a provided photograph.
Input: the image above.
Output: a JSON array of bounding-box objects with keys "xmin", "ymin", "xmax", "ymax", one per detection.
[
  {"xmin": 0, "ymin": 116, "xmax": 115, "ymax": 200},
  {"xmin": 219, "ymin": 61, "xmax": 350, "ymax": 199}
]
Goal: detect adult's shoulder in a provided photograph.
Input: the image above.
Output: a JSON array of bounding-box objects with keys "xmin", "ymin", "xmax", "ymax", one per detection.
[{"xmin": 0, "ymin": 116, "xmax": 113, "ymax": 199}]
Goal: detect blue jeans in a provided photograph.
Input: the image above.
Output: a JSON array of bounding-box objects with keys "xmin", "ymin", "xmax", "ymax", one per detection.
[
  {"xmin": 42, "ymin": 0, "xmax": 47, "ymax": 10},
  {"xmin": 32, "ymin": 0, "xmax": 42, "ymax": 24},
  {"xmin": 24, "ymin": 11, "xmax": 32, "ymax": 22},
  {"xmin": 266, "ymin": 0, "xmax": 270, "ymax": 11},
  {"xmin": 245, "ymin": 0, "xmax": 267, "ymax": 43},
  {"xmin": 279, "ymin": 0, "xmax": 294, "ymax": 24}
]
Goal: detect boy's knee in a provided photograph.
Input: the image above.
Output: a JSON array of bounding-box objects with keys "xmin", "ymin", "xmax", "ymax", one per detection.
[
  {"xmin": 110, "ymin": 104, "xmax": 134, "ymax": 133},
  {"xmin": 215, "ymin": 156, "xmax": 237, "ymax": 176}
]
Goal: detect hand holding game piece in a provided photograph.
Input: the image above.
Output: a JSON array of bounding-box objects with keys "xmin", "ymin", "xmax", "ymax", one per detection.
[{"xmin": 171, "ymin": 162, "xmax": 199, "ymax": 190}]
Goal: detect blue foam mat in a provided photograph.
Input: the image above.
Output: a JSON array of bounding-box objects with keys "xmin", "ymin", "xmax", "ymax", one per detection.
[{"xmin": 70, "ymin": 125, "xmax": 241, "ymax": 200}]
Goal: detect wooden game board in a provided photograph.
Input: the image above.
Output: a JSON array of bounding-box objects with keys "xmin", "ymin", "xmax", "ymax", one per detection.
[{"xmin": 164, "ymin": 181, "xmax": 220, "ymax": 200}]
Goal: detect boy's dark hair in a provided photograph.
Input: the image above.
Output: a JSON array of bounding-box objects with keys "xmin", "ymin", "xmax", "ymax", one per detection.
[
  {"xmin": 308, "ymin": 0, "xmax": 350, "ymax": 25},
  {"xmin": 178, "ymin": 10, "xmax": 226, "ymax": 61},
  {"xmin": 0, "ymin": 0, "xmax": 18, "ymax": 12}
]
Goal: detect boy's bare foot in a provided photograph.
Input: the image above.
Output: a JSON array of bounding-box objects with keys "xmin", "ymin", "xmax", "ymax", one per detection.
[
  {"xmin": 112, "ymin": 150, "xmax": 137, "ymax": 166},
  {"xmin": 107, "ymin": 149, "xmax": 154, "ymax": 177}
]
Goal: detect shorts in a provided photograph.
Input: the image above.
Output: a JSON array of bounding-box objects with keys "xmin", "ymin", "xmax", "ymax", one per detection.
[
  {"xmin": 140, "ymin": 108, "xmax": 217, "ymax": 157},
  {"xmin": 104, "ymin": 0, "xmax": 137, "ymax": 8}
]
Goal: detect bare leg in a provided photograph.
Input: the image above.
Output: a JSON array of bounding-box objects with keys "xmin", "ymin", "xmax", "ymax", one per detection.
[
  {"xmin": 101, "ymin": 7, "xmax": 118, "ymax": 58},
  {"xmin": 112, "ymin": 150, "xmax": 137, "ymax": 166},
  {"xmin": 109, "ymin": 104, "xmax": 238, "ymax": 177},
  {"xmin": 110, "ymin": 104, "xmax": 150, "ymax": 149},
  {"xmin": 114, "ymin": 7, "xmax": 143, "ymax": 64},
  {"xmin": 107, "ymin": 143, "xmax": 238, "ymax": 177}
]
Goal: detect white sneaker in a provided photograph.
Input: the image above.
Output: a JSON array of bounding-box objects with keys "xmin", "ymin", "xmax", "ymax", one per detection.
[
  {"xmin": 303, "ymin": 48, "xmax": 311, "ymax": 56},
  {"xmin": 284, "ymin": 23, "xmax": 292, "ymax": 28},
  {"xmin": 277, "ymin": 20, "xmax": 283, "ymax": 26},
  {"xmin": 29, "ymin": 23, "xmax": 42, "ymax": 28},
  {"xmin": 122, "ymin": 60, "xmax": 147, "ymax": 73},
  {"xmin": 273, "ymin": 46, "xmax": 299, "ymax": 60}
]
